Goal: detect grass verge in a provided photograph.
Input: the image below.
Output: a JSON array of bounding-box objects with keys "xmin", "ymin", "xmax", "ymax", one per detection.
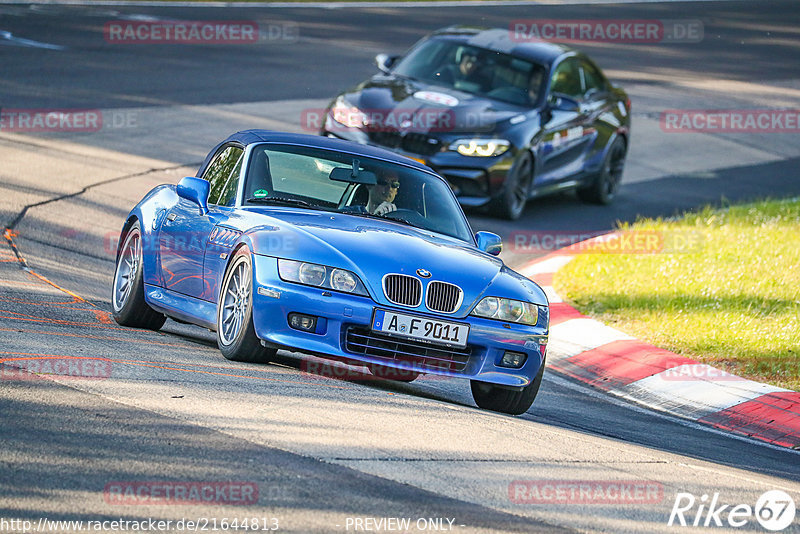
[{"xmin": 554, "ymin": 198, "xmax": 800, "ymax": 391}]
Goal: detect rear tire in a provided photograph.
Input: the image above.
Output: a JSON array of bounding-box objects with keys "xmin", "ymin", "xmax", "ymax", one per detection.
[
  {"xmin": 470, "ymin": 357, "xmax": 546, "ymax": 415},
  {"xmin": 577, "ymin": 137, "xmax": 627, "ymax": 205},
  {"xmin": 490, "ymin": 151, "xmax": 533, "ymax": 220},
  {"xmin": 111, "ymin": 221, "xmax": 167, "ymax": 330},
  {"xmin": 217, "ymin": 248, "xmax": 275, "ymax": 363}
]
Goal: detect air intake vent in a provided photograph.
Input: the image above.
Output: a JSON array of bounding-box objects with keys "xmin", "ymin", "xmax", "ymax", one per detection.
[
  {"xmin": 425, "ymin": 281, "xmax": 463, "ymax": 313},
  {"xmin": 383, "ymin": 274, "xmax": 422, "ymax": 307}
]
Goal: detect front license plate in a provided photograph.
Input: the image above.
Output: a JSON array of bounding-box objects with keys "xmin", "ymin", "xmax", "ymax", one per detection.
[{"xmin": 371, "ymin": 309, "xmax": 469, "ymax": 348}]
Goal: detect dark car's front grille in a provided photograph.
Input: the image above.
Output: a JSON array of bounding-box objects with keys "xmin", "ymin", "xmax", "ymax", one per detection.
[
  {"xmin": 401, "ymin": 133, "xmax": 441, "ymax": 156},
  {"xmin": 425, "ymin": 281, "xmax": 463, "ymax": 313},
  {"xmin": 369, "ymin": 130, "xmax": 402, "ymax": 149},
  {"xmin": 383, "ymin": 274, "xmax": 422, "ymax": 307},
  {"xmin": 344, "ymin": 326, "xmax": 472, "ymax": 373},
  {"xmin": 368, "ymin": 130, "xmax": 441, "ymax": 157}
]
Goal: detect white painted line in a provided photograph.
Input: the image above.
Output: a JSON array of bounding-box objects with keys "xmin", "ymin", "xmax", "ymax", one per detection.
[
  {"xmin": 545, "ymin": 373, "xmax": 800, "ymax": 458},
  {"xmin": 548, "ymin": 318, "xmax": 634, "ymax": 360},
  {"xmin": 0, "ymin": 30, "xmax": 65, "ymax": 50},
  {"xmin": 613, "ymin": 364, "xmax": 790, "ymax": 420},
  {"xmin": 518, "ymin": 254, "xmax": 573, "ymax": 278}
]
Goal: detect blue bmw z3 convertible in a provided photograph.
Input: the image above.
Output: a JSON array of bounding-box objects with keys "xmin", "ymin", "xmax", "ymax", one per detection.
[{"xmin": 112, "ymin": 130, "xmax": 549, "ymax": 414}]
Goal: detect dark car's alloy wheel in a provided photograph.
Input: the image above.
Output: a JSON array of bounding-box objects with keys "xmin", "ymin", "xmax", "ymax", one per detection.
[
  {"xmin": 492, "ymin": 151, "xmax": 533, "ymax": 220},
  {"xmin": 578, "ymin": 137, "xmax": 627, "ymax": 205},
  {"xmin": 470, "ymin": 357, "xmax": 545, "ymax": 415},
  {"xmin": 111, "ymin": 221, "xmax": 166, "ymax": 330},
  {"xmin": 217, "ymin": 248, "xmax": 276, "ymax": 363}
]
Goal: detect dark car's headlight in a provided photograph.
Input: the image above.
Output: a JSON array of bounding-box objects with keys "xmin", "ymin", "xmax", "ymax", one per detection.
[
  {"xmin": 330, "ymin": 97, "xmax": 369, "ymax": 128},
  {"xmin": 449, "ymin": 138, "xmax": 510, "ymax": 157},
  {"xmin": 278, "ymin": 259, "xmax": 368, "ymax": 296},
  {"xmin": 470, "ymin": 297, "xmax": 542, "ymax": 326}
]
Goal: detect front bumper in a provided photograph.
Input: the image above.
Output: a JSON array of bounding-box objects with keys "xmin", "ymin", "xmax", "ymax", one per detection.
[{"xmin": 251, "ymin": 254, "xmax": 547, "ymax": 388}]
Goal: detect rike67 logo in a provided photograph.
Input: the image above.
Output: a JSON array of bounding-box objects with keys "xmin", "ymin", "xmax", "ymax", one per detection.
[{"xmin": 668, "ymin": 490, "xmax": 796, "ymax": 531}]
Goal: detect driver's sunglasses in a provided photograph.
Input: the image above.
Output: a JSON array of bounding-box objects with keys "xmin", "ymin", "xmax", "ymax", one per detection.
[{"xmin": 378, "ymin": 180, "xmax": 400, "ymax": 188}]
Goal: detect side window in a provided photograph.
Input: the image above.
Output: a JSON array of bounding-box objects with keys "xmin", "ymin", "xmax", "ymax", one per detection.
[
  {"xmin": 549, "ymin": 58, "xmax": 582, "ymax": 99},
  {"xmin": 580, "ymin": 60, "xmax": 607, "ymax": 97},
  {"xmin": 203, "ymin": 146, "xmax": 244, "ymax": 207}
]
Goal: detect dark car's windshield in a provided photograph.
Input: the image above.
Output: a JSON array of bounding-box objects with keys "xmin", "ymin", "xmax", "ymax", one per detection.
[
  {"xmin": 393, "ymin": 38, "xmax": 546, "ymax": 107},
  {"xmin": 243, "ymin": 144, "xmax": 473, "ymax": 243}
]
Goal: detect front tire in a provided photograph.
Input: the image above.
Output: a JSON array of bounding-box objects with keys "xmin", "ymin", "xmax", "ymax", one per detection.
[
  {"xmin": 470, "ymin": 357, "xmax": 546, "ymax": 415},
  {"xmin": 490, "ymin": 151, "xmax": 533, "ymax": 220},
  {"xmin": 577, "ymin": 137, "xmax": 627, "ymax": 204},
  {"xmin": 111, "ymin": 221, "xmax": 166, "ymax": 330},
  {"xmin": 217, "ymin": 248, "xmax": 275, "ymax": 363}
]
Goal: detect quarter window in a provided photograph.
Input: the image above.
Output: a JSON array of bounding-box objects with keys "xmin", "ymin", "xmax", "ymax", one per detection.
[
  {"xmin": 204, "ymin": 146, "xmax": 244, "ymax": 207},
  {"xmin": 580, "ymin": 60, "xmax": 607, "ymax": 97},
  {"xmin": 549, "ymin": 58, "xmax": 582, "ymax": 99}
]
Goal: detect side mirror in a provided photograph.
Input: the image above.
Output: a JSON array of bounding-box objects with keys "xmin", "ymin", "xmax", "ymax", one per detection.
[
  {"xmin": 176, "ymin": 176, "xmax": 210, "ymax": 216},
  {"xmin": 548, "ymin": 93, "xmax": 580, "ymax": 113},
  {"xmin": 475, "ymin": 231, "xmax": 502, "ymax": 256},
  {"xmin": 375, "ymin": 53, "xmax": 398, "ymax": 74}
]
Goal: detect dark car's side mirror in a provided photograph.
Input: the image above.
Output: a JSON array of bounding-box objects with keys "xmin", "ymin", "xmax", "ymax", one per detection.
[
  {"xmin": 548, "ymin": 93, "xmax": 581, "ymax": 113},
  {"xmin": 475, "ymin": 231, "xmax": 502, "ymax": 256},
  {"xmin": 375, "ymin": 53, "xmax": 398, "ymax": 74},
  {"xmin": 176, "ymin": 176, "xmax": 210, "ymax": 216}
]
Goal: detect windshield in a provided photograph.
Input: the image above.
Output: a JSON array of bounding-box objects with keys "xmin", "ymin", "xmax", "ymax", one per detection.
[
  {"xmin": 243, "ymin": 144, "xmax": 473, "ymax": 243},
  {"xmin": 393, "ymin": 38, "xmax": 547, "ymax": 107}
]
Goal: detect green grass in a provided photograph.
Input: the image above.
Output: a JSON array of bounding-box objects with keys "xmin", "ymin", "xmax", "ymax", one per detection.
[{"xmin": 554, "ymin": 198, "xmax": 800, "ymax": 391}]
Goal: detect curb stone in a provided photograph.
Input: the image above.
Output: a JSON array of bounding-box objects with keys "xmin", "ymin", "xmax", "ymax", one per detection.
[{"xmin": 519, "ymin": 236, "xmax": 800, "ymax": 451}]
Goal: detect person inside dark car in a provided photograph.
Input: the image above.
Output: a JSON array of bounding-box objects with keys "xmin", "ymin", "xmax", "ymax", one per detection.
[{"xmin": 438, "ymin": 47, "xmax": 492, "ymax": 92}]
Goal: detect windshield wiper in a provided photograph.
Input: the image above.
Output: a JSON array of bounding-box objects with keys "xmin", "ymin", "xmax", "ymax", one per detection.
[
  {"xmin": 246, "ymin": 196, "xmax": 316, "ymax": 209},
  {"xmin": 347, "ymin": 211, "xmax": 421, "ymax": 230}
]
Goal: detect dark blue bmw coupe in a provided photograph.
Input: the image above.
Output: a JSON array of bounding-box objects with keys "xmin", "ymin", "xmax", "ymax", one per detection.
[
  {"xmin": 321, "ymin": 26, "xmax": 631, "ymax": 219},
  {"xmin": 112, "ymin": 130, "xmax": 549, "ymax": 414}
]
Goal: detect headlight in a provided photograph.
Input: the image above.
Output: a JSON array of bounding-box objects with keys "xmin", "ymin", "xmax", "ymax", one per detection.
[
  {"xmin": 330, "ymin": 97, "xmax": 369, "ymax": 128},
  {"xmin": 470, "ymin": 297, "xmax": 542, "ymax": 326},
  {"xmin": 330, "ymin": 268, "xmax": 358, "ymax": 292},
  {"xmin": 449, "ymin": 138, "xmax": 510, "ymax": 157},
  {"xmin": 278, "ymin": 259, "xmax": 368, "ymax": 296},
  {"xmin": 299, "ymin": 263, "xmax": 326, "ymax": 286}
]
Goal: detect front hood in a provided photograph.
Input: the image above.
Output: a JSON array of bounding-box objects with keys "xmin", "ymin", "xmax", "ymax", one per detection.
[
  {"xmin": 344, "ymin": 75, "xmax": 531, "ymax": 135},
  {"xmin": 239, "ymin": 209, "xmax": 546, "ymax": 315}
]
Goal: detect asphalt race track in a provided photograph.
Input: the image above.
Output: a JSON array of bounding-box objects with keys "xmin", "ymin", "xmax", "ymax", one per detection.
[{"xmin": 1, "ymin": 1, "xmax": 800, "ymax": 532}]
